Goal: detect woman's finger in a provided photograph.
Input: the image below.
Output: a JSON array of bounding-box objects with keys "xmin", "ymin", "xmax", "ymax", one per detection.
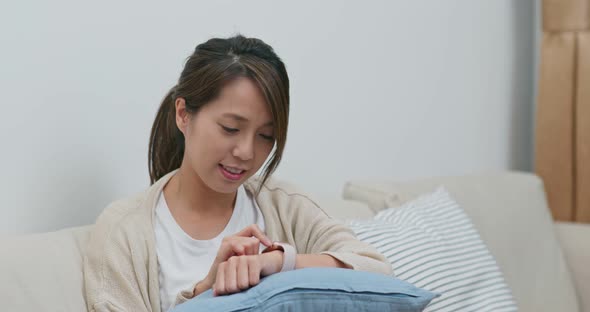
[
  {"xmin": 214, "ymin": 263, "xmax": 226, "ymax": 296},
  {"xmin": 236, "ymin": 224, "xmax": 272, "ymax": 246},
  {"xmin": 247, "ymin": 237, "xmax": 261, "ymax": 255},
  {"xmin": 248, "ymin": 256, "xmax": 261, "ymax": 286},
  {"xmin": 229, "ymin": 237, "xmax": 259, "ymax": 256},
  {"xmin": 231, "ymin": 242, "xmax": 246, "ymax": 256},
  {"xmin": 225, "ymin": 257, "xmax": 239, "ymax": 294},
  {"xmin": 237, "ymin": 256, "xmax": 250, "ymax": 290}
]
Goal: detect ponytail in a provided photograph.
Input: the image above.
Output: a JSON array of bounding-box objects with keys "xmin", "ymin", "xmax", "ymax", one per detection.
[{"xmin": 148, "ymin": 87, "xmax": 185, "ymax": 184}]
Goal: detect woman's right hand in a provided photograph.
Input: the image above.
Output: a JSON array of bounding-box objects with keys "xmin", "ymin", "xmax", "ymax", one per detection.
[{"xmin": 195, "ymin": 224, "xmax": 273, "ymax": 296}]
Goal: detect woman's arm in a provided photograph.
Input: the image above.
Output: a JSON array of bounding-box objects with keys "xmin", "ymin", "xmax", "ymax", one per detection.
[
  {"xmin": 84, "ymin": 204, "xmax": 159, "ymax": 312},
  {"xmin": 296, "ymin": 254, "xmax": 352, "ymax": 269},
  {"xmin": 286, "ymin": 194, "xmax": 393, "ymax": 275},
  {"xmin": 260, "ymin": 249, "xmax": 352, "ymax": 276}
]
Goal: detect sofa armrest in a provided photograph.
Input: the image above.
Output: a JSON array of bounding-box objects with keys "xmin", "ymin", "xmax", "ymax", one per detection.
[
  {"xmin": 0, "ymin": 225, "xmax": 91, "ymax": 311},
  {"xmin": 555, "ymin": 221, "xmax": 590, "ymax": 312}
]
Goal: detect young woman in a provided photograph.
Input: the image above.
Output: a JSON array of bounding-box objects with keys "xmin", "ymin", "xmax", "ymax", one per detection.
[{"xmin": 83, "ymin": 35, "xmax": 392, "ymax": 312}]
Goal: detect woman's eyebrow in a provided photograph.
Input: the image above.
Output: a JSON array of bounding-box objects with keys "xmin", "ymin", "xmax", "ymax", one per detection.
[
  {"xmin": 222, "ymin": 113, "xmax": 248, "ymax": 122},
  {"xmin": 222, "ymin": 113, "xmax": 273, "ymax": 126}
]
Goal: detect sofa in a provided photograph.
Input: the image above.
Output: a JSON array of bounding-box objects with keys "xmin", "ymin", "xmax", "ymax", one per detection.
[{"xmin": 1, "ymin": 171, "xmax": 588, "ymax": 312}]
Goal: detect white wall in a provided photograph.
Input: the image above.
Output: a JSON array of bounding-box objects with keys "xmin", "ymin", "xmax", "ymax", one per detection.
[{"xmin": 0, "ymin": 0, "xmax": 537, "ymax": 236}]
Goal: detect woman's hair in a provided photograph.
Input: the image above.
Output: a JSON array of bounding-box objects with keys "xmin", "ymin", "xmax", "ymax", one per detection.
[{"xmin": 148, "ymin": 35, "xmax": 290, "ymax": 191}]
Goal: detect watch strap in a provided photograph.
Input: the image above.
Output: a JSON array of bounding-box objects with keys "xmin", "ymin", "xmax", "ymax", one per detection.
[{"xmin": 262, "ymin": 242, "xmax": 297, "ymax": 272}]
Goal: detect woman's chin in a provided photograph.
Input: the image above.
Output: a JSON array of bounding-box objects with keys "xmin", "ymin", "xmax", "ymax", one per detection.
[{"xmin": 208, "ymin": 179, "xmax": 242, "ymax": 194}]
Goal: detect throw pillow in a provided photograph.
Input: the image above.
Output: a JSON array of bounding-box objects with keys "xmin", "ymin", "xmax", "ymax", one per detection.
[
  {"xmin": 347, "ymin": 187, "xmax": 517, "ymax": 311},
  {"xmin": 171, "ymin": 267, "xmax": 438, "ymax": 312}
]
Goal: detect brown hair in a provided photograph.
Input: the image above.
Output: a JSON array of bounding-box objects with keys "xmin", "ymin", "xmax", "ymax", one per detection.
[{"xmin": 148, "ymin": 35, "xmax": 290, "ymax": 191}]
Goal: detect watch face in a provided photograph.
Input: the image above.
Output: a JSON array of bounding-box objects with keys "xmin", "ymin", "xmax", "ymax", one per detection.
[
  {"xmin": 262, "ymin": 242, "xmax": 285, "ymax": 254},
  {"xmin": 262, "ymin": 243, "xmax": 280, "ymax": 254},
  {"xmin": 274, "ymin": 243, "xmax": 285, "ymax": 252}
]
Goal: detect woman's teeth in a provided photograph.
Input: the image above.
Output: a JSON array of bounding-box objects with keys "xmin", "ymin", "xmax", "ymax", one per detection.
[{"xmin": 223, "ymin": 166, "xmax": 244, "ymax": 174}]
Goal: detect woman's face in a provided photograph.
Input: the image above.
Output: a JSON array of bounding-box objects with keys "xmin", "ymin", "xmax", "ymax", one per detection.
[{"xmin": 176, "ymin": 77, "xmax": 275, "ymax": 194}]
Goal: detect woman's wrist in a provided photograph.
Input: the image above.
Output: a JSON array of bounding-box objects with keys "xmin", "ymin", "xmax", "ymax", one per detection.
[{"xmin": 260, "ymin": 250, "xmax": 284, "ymax": 276}]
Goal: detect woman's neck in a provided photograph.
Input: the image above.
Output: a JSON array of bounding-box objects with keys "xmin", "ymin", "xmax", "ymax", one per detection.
[{"xmin": 163, "ymin": 164, "xmax": 237, "ymax": 217}]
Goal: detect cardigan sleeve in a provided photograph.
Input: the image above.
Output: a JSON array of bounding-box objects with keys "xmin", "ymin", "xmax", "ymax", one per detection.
[
  {"xmin": 83, "ymin": 203, "xmax": 159, "ymax": 312},
  {"xmin": 286, "ymin": 194, "xmax": 393, "ymax": 276}
]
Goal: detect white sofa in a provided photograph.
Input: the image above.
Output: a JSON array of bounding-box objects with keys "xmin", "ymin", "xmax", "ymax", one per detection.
[{"xmin": 1, "ymin": 171, "xmax": 588, "ymax": 312}]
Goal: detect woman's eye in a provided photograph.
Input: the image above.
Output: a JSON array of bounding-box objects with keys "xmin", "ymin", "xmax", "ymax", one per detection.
[
  {"xmin": 221, "ymin": 125, "xmax": 239, "ymax": 134},
  {"xmin": 260, "ymin": 134, "xmax": 274, "ymax": 141}
]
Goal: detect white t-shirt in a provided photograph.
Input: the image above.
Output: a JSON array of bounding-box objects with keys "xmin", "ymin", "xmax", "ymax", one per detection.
[{"xmin": 154, "ymin": 185, "xmax": 265, "ymax": 312}]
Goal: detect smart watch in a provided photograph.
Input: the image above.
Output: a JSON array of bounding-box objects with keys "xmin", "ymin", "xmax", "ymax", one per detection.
[{"xmin": 262, "ymin": 242, "xmax": 297, "ymax": 272}]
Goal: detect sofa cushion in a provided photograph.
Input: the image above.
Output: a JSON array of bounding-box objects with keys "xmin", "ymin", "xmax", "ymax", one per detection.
[
  {"xmin": 313, "ymin": 197, "xmax": 375, "ymax": 220},
  {"xmin": 0, "ymin": 225, "xmax": 92, "ymax": 312},
  {"xmin": 555, "ymin": 222, "xmax": 590, "ymax": 312},
  {"xmin": 342, "ymin": 171, "xmax": 580, "ymax": 312},
  {"xmin": 348, "ymin": 187, "xmax": 516, "ymax": 311},
  {"xmin": 172, "ymin": 267, "xmax": 438, "ymax": 312}
]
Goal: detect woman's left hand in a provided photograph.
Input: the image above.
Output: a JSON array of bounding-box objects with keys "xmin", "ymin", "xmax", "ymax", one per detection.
[{"xmin": 212, "ymin": 250, "xmax": 283, "ymax": 296}]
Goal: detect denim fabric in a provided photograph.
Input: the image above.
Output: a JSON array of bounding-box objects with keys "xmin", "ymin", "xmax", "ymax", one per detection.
[{"xmin": 172, "ymin": 267, "xmax": 437, "ymax": 312}]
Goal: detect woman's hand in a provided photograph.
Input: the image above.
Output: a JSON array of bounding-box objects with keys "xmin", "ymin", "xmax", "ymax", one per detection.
[
  {"xmin": 212, "ymin": 250, "xmax": 284, "ymax": 296},
  {"xmin": 196, "ymin": 224, "xmax": 273, "ymax": 296}
]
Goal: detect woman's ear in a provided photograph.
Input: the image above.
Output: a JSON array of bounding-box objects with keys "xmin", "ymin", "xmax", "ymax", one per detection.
[{"xmin": 175, "ymin": 98, "xmax": 189, "ymax": 135}]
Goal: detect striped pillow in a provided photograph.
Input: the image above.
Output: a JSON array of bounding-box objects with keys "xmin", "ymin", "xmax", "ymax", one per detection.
[{"xmin": 347, "ymin": 187, "xmax": 517, "ymax": 312}]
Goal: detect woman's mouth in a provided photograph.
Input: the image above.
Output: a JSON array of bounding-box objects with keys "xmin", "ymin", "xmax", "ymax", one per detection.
[{"xmin": 218, "ymin": 164, "xmax": 246, "ymax": 181}]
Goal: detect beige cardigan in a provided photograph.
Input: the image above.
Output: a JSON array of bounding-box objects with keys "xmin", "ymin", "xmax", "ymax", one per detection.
[{"xmin": 83, "ymin": 170, "xmax": 392, "ymax": 312}]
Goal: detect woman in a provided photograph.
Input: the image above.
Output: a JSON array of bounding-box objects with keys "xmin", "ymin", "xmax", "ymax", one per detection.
[{"xmin": 83, "ymin": 35, "xmax": 392, "ymax": 312}]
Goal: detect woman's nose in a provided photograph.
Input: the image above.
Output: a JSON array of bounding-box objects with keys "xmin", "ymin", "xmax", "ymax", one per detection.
[{"xmin": 232, "ymin": 136, "xmax": 254, "ymax": 161}]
